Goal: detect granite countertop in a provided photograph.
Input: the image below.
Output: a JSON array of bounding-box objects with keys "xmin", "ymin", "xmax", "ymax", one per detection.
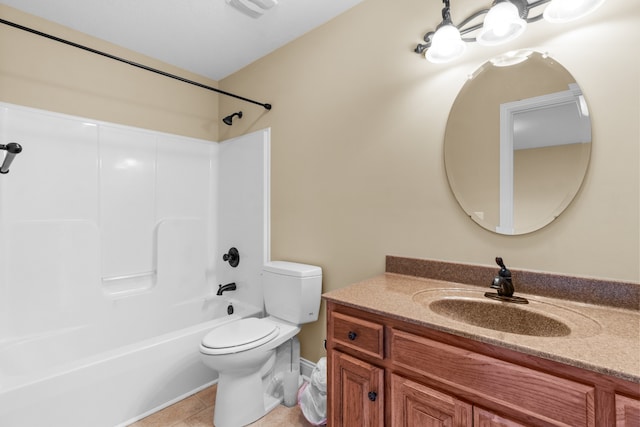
[{"xmin": 323, "ymin": 272, "xmax": 640, "ymax": 383}]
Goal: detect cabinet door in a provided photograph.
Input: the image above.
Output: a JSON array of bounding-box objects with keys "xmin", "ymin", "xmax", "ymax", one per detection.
[
  {"xmin": 330, "ymin": 350, "xmax": 384, "ymax": 427},
  {"xmin": 616, "ymin": 394, "xmax": 640, "ymax": 427},
  {"xmin": 474, "ymin": 407, "xmax": 527, "ymax": 427},
  {"xmin": 390, "ymin": 374, "xmax": 472, "ymax": 427}
]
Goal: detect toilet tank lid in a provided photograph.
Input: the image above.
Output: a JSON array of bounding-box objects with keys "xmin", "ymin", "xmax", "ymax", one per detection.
[{"xmin": 263, "ymin": 261, "xmax": 322, "ymax": 278}]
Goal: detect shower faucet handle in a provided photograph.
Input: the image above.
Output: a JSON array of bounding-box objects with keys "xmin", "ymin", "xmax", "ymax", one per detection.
[{"xmin": 222, "ymin": 247, "xmax": 240, "ymax": 267}]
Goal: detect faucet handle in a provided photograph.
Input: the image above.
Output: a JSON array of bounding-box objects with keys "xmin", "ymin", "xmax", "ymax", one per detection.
[
  {"xmin": 495, "ymin": 256, "xmax": 511, "ymax": 277},
  {"xmin": 223, "ymin": 247, "xmax": 240, "ymax": 267}
]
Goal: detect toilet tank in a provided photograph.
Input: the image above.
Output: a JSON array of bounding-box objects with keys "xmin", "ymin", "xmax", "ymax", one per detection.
[{"xmin": 262, "ymin": 261, "xmax": 322, "ymax": 324}]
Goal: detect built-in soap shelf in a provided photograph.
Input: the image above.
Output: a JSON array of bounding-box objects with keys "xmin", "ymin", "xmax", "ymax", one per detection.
[
  {"xmin": 100, "ymin": 218, "xmax": 207, "ymax": 299},
  {"xmin": 101, "ymin": 271, "xmax": 157, "ymax": 298}
]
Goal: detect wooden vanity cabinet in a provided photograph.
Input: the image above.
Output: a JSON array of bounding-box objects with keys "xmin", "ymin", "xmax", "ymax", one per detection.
[{"xmin": 326, "ymin": 301, "xmax": 640, "ymax": 427}]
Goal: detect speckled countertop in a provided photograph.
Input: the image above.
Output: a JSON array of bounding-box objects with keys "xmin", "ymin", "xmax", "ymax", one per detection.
[{"xmin": 323, "ymin": 272, "xmax": 640, "ymax": 384}]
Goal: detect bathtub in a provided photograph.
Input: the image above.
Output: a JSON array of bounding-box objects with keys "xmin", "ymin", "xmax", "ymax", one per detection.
[{"xmin": 0, "ymin": 296, "xmax": 261, "ymax": 427}]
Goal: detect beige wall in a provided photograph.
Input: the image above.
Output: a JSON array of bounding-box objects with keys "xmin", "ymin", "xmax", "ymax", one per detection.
[
  {"xmin": 219, "ymin": 0, "xmax": 640, "ymax": 362},
  {"xmin": 0, "ymin": 5, "xmax": 220, "ymax": 140},
  {"xmin": 2, "ymin": 1, "xmax": 639, "ymax": 364}
]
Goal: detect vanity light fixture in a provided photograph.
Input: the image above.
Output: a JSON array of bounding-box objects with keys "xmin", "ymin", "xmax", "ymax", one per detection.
[
  {"xmin": 415, "ymin": 0, "xmax": 608, "ymax": 63},
  {"xmin": 426, "ymin": 4, "xmax": 466, "ymax": 63}
]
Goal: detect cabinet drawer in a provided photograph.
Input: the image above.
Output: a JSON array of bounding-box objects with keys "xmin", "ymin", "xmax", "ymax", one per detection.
[
  {"xmin": 391, "ymin": 329, "xmax": 595, "ymax": 427},
  {"xmin": 331, "ymin": 312, "xmax": 384, "ymax": 359}
]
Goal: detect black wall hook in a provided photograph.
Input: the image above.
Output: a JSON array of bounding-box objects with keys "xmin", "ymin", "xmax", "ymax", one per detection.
[{"xmin": 223, "ymin": 247, "xmax": 240, "ymax": 267}]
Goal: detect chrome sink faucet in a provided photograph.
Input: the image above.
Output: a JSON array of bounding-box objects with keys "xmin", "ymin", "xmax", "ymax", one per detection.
[{"xmin": 217, "ymin": 282, "xmax": 237, "ymax": 295}]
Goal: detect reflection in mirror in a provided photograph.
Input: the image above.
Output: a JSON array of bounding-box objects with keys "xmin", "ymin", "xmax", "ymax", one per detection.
[{"xmin": 444, "ymin": 50, "xmax": 591, "ymax": 235}]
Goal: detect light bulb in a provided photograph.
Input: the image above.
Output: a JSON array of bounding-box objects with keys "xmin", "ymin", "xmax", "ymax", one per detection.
[
  {"xmin": 426, "ymin": 24, "xmax": 466, "ymax": 63},
  {"xmin": 544, "ymin": 0, "xmax": 607, "ymax": 23},
  {"xmin": 477, "ymin": 1, "xmax": 527, "ymax": 46}
]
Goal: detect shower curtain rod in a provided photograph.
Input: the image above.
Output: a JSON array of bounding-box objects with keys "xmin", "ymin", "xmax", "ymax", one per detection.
[{"xmin": 0, "ymin": 18, "xmax": 272, "ymax": 110}]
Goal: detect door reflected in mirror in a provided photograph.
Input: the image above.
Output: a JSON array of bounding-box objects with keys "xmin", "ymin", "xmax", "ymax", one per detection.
[{"xmin": 444, "ymin": 50, "xmax": 591, "ymax": 235}]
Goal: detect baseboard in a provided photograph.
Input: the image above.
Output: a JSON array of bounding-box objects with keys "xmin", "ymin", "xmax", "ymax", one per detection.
[{"xmin": 300, "ymin": 357, "xmax": 316, "ymax": 382}]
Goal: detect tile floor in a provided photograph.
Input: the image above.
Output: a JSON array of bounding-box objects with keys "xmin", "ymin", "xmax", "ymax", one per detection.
[{"xmin": 129, "ymin": 385, "xmax": 312, "ymax": 427}]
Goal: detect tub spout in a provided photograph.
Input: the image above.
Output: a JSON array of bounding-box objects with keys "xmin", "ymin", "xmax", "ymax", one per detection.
[{"xmin": 217, "ymin": 282, "xmax": 237, "ymax": 295}]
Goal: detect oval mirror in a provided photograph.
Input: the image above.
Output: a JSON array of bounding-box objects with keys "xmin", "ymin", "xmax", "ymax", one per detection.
[{"xmin": 444, "ymin": 50, "xmax": 591, "ymax": 235}]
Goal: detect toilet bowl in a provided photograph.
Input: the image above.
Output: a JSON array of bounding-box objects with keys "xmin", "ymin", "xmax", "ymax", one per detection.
[{"xmin": 199, "ymin": 261, "xmax": 322, "ymax": 427}]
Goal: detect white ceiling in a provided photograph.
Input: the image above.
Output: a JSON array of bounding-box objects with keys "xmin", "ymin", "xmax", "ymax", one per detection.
[{"xmin": 1, "ymin": 0, "xmax": 364, "ymax": 81}]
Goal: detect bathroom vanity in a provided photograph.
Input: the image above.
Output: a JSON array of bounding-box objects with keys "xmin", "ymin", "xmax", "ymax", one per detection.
[{"xmin": 323, "ymin": 257, "xmax": 640, "ymax": 426}]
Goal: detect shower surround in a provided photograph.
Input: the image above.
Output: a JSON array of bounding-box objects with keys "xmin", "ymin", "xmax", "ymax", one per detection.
[{"xmin": 0, "ymin": 102, "xmax": 270, "ymax": 426}]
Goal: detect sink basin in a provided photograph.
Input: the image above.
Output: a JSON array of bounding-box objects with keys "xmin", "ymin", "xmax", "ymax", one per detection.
[
  {"xmin": 429, "ymin": 298, "xmax": 570, "ymax": 337},
  {"xmin": 413, "ymin": 289, "xmax": 601, "ymax": 338}
]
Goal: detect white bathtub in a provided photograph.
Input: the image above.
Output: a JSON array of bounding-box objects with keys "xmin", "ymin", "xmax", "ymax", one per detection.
[{"xmin": 0, "ymin": 297, "xmax": 261, "ymax": 427}]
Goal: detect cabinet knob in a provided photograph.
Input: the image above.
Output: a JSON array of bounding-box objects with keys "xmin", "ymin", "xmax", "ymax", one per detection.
[
  {"xmin": 348, "ymin": 331, "xmax": 357, "ymax": 341},
  {"xmin": 368, "ymin": 391, "xmax": 377, "ymax": 402}
]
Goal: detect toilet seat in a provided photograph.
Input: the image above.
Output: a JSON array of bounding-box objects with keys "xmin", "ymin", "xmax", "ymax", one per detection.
[{"xmin": 201, "ymin": 318, "xmax": 279, "ymax": 355}]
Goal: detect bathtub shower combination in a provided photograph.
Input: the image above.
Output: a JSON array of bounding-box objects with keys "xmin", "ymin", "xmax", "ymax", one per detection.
[{"xmin": 0, "ymin": 103, "xmax": 271, "ymax": 426}]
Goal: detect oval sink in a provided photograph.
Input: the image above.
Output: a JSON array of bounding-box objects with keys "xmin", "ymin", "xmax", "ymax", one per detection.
[
  {"xmin": 412, "ymin": 289, "xmax": 601, "ymax": 338},
  {"xmin": 429, "ymin": 298, "xmax": 570, "ymax": 337}
]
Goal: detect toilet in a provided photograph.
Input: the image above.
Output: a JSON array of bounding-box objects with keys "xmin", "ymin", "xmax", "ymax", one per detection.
[{"xmin": 199, "ymin": 261, "xmax": 322, "ymax": 427}]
